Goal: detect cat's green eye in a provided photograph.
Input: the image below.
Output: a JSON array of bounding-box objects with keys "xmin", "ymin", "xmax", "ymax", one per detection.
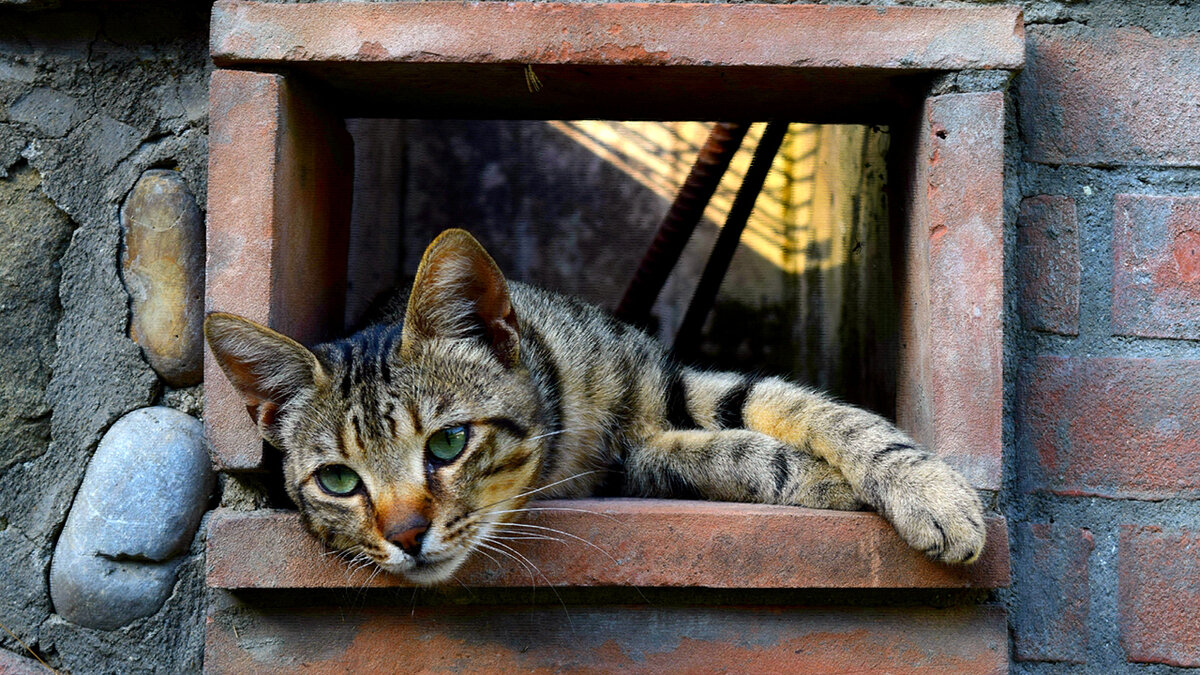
[
  {"xmin": 316, "ymin": 464, "xmax": 361, "ymax": 496},
  {"xmin": 427, "ymin": 425, "xmax": 469, "ymax": 462}
]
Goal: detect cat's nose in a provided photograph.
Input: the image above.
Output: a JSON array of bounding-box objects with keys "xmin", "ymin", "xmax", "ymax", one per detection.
[{"xmin": 386, "ymin": 514, "xmax": 430, "ymax": 556}]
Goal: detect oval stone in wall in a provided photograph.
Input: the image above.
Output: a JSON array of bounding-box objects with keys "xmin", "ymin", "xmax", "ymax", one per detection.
[
  {"xmin": 50, "ymin": 407, "xmax": 214, "ymax": 630},
  {"xmin": 121, "ymin": 169, "xmax": 204, "ymax": 387}
]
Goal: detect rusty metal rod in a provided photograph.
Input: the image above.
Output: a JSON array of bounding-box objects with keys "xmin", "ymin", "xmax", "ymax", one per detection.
[
  {"xmin": 674, "ymin": 121, "xmax": 790, "ymax": 360},
  {"xmin": 615, "ymin": 122, "xmax": 749, "ymax": 327}
]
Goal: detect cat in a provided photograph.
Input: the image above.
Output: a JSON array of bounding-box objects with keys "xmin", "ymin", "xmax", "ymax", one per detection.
[{"xmin": 204, "ymin": 228, "xmax": 985, "ymax": 585}]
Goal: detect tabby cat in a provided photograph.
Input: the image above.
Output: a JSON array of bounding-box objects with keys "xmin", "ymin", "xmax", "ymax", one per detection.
[{"xmin": 205, "ymin": 229, "xmax": 985, "ymax": 584}]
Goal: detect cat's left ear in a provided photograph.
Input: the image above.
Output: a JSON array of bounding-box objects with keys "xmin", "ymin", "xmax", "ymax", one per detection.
[{"xmin": 402, "ymin": 229, "xmax": 520, "ymax": 367}]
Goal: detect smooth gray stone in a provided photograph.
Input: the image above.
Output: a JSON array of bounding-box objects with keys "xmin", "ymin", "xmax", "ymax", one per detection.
[{"xmin": 50, "ymin": 407, "xmax": 213, "ymax": 630}]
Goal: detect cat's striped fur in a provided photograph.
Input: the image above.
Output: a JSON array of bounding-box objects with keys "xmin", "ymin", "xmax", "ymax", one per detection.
[{"xmin": 205, "ymin": 229, "xmax": 985, "ymax": 584}]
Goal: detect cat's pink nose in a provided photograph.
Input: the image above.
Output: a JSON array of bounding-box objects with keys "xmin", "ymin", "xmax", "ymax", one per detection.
[{"xmin": 386, "ymin": 514, "xmax": 430, "ymax": 557}]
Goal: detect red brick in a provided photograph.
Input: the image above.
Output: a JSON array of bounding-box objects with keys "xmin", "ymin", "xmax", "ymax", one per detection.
[
  {"xmin": 205, "ymin": 69, "xmax": 352, "ymax": 471},
  {"xmin": 1013, "ymin": 523, "xmax": 1093, "ymax": 663},
  {"xmin": 208, "ymin": 2, "xmax": 1022, "ymax": 121},
  {"xmin": 206, "ymin": 501, "xmax": 1010, "ymax": 590},
  {"xmin": 1018, "ymin": 196, "xmax": 1079, "ymax": 335},
  {"xmin": 0, "ymin": 649, "xmax": 48, "ymax": 675},
  {"xmin": 1019, "ymin": 357, "xmax": 1200, "ymax": 499},
  {"xmin": 1119, "ymin": 526, "xmax": 1200, "ymax": 667},
  {"xmin": 1113, "ymin": 194, "xmax": 1200, "ymax": 340},
  {"xmin": 211, "ymin": 2, "xmax": 1024, "ymax": 71},
  {"xmin": 205, "ymin": 70, "xmax": 278, "ymax": 472},
  {"xmin": 1021, "ymin": 25, "xmax": 1200, "ymax": 166},
  {"xmin": 896, "ymin": 93, "xmax": 1004, "ymax": 490},
  {"xmin": 206, "ymin": 602, "xmax": 1008, "ymax": 674}
]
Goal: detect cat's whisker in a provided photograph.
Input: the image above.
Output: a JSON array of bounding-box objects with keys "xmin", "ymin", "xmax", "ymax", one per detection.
[
  {"xmin": 482, "ymin": 538, "xmax": 544, "ymax": 579},
  {"xmin": 468, "ymin": 544, "xmax": 506, "ymax": 573},
  {"xmin": 485, "ymin": 521, "xmax": 619, "ymax": 564},
  {"xmin": 326, "ymin": 544, "xmax": 364, "ymax": 560},
  {"xmin": 470, "ymin": 469, "xmax": 606, "ymax": 514},
  {"xmin": 360, "ymin": 564, "xmax": 383, "ymax": 591},
  {"xmin": 450, "ymin": 574, "xmax": 476, "ymax": 599},
  {"xmin": 345, "ymin": 552, "xmax": 377, "ymax": 576},
  {"xmin": 475, "ymin": 540, "xmax": 537, "ymax": 587},
  {"xmin": 487, "ymin": 533, "xmax": 564, "ymax": 542},
  {"xmin": 484, "ymin": 506, "xmax": 626, "ymax": 526},
  {"xmin": 525, "ymin": 428, "xmax": 573, "ymax": 442},
  {"xmin": 481, "ymin": 537, "xmax": 577, "ymax": 634},
  {"xmin": 487, "ymin": 529, "xmax": 616, "ymax": 567},
  {"xmin": 486, "ymin": 533, "xmax": 567, "ymax": 546}
]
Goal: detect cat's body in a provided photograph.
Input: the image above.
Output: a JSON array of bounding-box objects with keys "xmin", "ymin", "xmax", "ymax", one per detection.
[{"xmin": 205, "ymin": 229, "xmax": 985, "ymax": 585}]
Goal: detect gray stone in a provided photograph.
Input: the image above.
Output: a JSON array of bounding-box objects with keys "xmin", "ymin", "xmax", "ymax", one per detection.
[
  {"xmin": 49, "ymin": 407, "xmax": 213, "ymax": 631},
  {"xmin": 39, "ymin": 544, "xmax": 207, "ymax": 674},
  {"xmin": 121, "ymin": 170, "xmax": 205, "ymax": 387}
]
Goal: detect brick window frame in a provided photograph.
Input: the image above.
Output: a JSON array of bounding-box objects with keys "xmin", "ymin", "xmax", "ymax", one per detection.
[{"xmin": 205, "ymin": 1, "xmax": 1019, "ymax": 667}]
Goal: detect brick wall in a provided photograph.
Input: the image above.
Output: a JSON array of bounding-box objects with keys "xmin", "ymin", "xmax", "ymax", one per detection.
[{"xmin": 1010, "ymin": 7, "xmax": 1200, "ymax": 671}]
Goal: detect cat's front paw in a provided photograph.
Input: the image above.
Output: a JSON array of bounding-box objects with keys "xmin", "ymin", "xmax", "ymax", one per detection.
[{"xmin": 882, "ymin": 460, "xmax": 986, "ymax": 564}]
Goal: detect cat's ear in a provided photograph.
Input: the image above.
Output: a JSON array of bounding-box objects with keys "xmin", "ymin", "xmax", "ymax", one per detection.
[
  {"xmin": 204, "ymin": 312, "xmax": 328, "ymax": 446},
  {"xmin": 402, "ymin": 229, "xmax": 520, "ymax": 367}
]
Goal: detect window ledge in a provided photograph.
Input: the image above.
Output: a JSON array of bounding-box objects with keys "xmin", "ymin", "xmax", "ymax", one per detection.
[
  {"xmin": 208, "ymin": 1, "xmax": 1024, "ymax": 120},
  {"xmin": 207, "ymin": 499, "xmax": 1009, "ymax": 590},
  {"xmin": 212, "ymin": 1, "xmax": 1024, "ymax": 71}
]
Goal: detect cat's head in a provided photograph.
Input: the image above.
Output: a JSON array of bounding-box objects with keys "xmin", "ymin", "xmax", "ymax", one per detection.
[{"xmin": 205, "ymin": 229, "xmax": 545, "ymax": 584}]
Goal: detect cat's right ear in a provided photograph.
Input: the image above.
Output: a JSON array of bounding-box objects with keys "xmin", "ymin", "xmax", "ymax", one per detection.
[
  {"xmin": 402, "ymin": 229, "xmax": 520, "ymax": 367},
  {"xmin": 203, "ymin": 313, "xmax": 328, "ymax": 447}
]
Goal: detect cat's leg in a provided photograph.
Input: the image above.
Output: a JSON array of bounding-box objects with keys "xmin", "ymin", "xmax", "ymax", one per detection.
[
  {"xmin": 623, "ymin": 429, "xmax": 861, "ymax": 510},
  {"xmin": 677, "ymin": 371, "xmax": 986, "ymax": 564}
]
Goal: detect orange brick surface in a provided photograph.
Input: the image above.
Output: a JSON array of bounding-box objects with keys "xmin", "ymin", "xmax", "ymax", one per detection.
[
  {"xmin": 1119, "ymin": 526, "xmax": 1200, "ymax": 667},
  {"xmin": 896, "ymin": 93, "xmax": 1005, "ymax": 491},
  {"xmin": 211, "ymin": 1, "xmax": 1024, "ymax": 71},
  {"xmin": 1019, "ymin": 356, "xmax": 1200, "ymax": 499},
  {"xmin": 1021, "ymin": 25, "xmax": 1200, "ymax": 167},
  {"xmin": 1113, "ymin": 194, "xmax": 1200, "ymax": 340},
  {"xmin": 206, "ymin": 602, "xmax": 1009, "ymax": 674},
  {"xmin": 207, "ymin": 500, "xmax": 1009, "ymax": 590},
  {"xmin": 205, "ymin": 69, "xmax": 352, "ymax": 471}
]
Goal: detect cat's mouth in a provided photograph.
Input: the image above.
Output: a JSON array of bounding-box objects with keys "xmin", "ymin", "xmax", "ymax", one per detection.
[
  {"xmin": 369, "ymin": 547, "xmax": 470, "ymax": 585},
  {"xmin": 388, "ymin": 554, "xmax": 467, "ymax": 585},
  {"xmin": 403, "ymin": 557, "xmax": 461, "ymax": 584},
  {"xmin": 339, "ymin": 517, "xmax": 512, "ymax": 585},
  {"xmin": 375, "ymin": 520, "xmax": 501, "ymax": 585}
]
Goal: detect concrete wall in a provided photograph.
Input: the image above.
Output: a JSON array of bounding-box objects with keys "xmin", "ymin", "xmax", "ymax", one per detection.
[
  {"xmin": 0, "ymin": 0, "xmax": 1197, "ymax": 671},
  {"xmin": 0, "ymin": 3, "xmax": 211, "ymax": 672}
]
